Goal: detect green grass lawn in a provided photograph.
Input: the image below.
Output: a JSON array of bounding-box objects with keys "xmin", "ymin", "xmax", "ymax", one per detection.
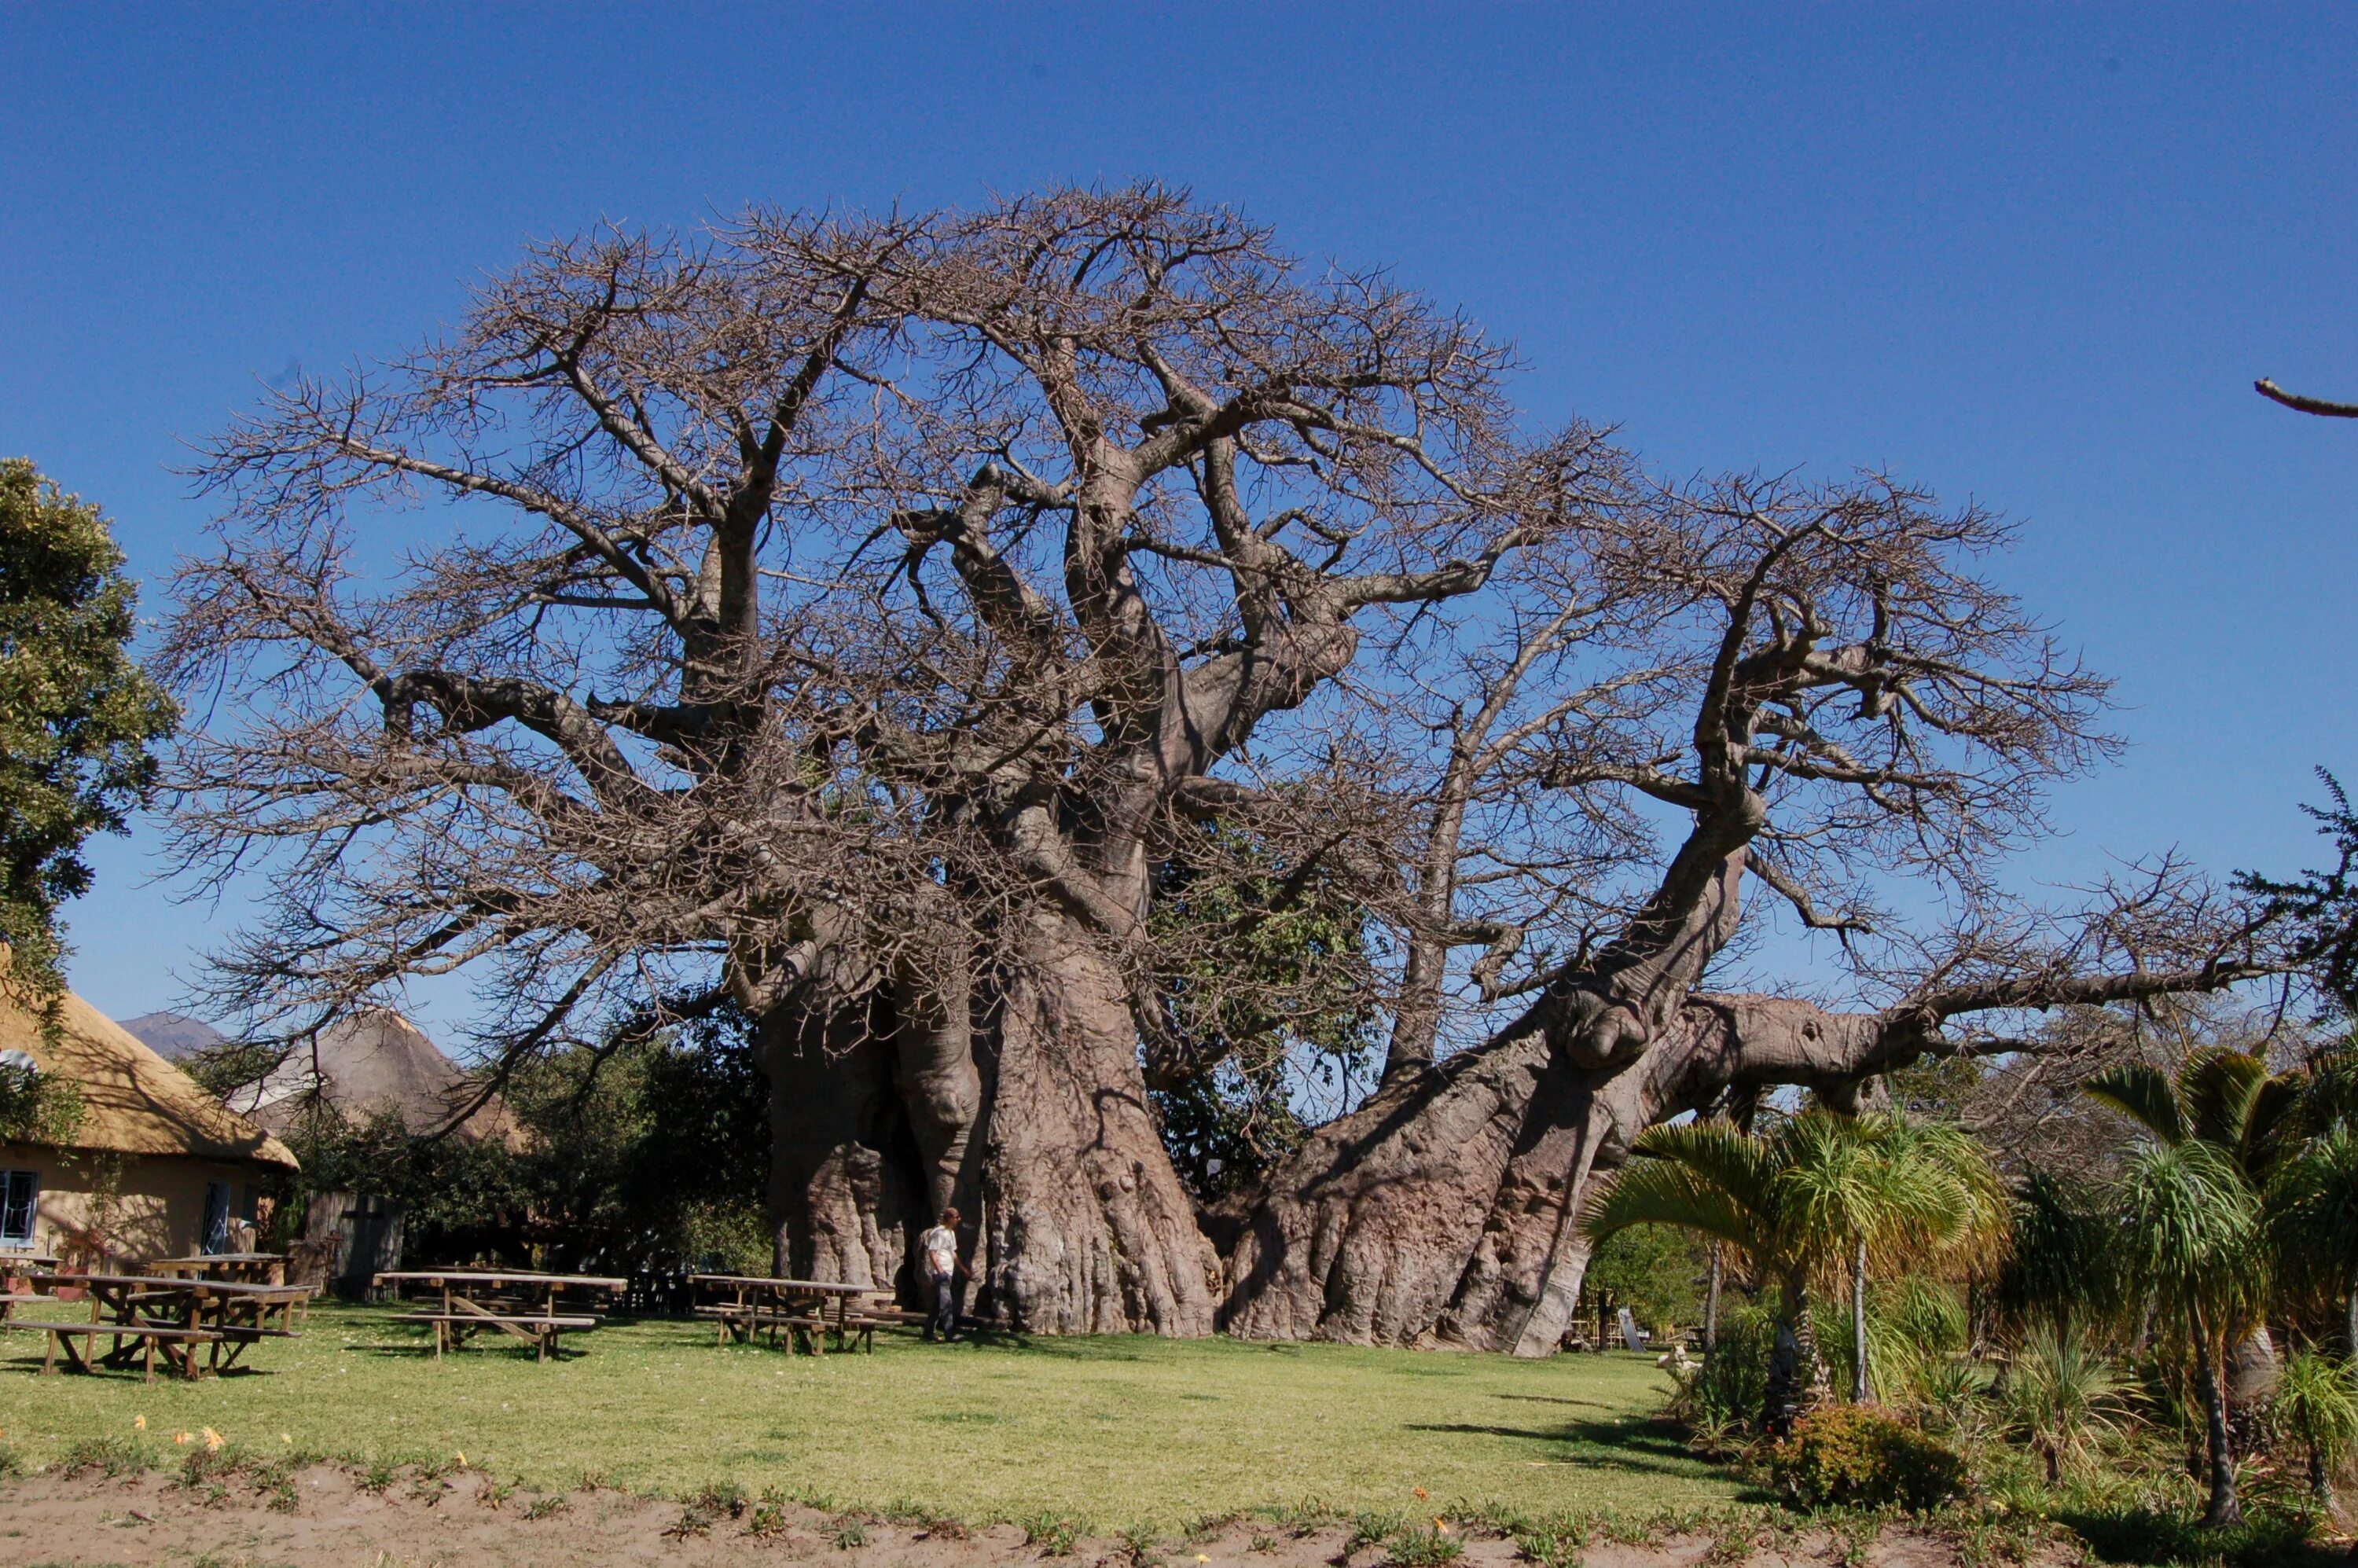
[{"xmin": 0, "ymin": 1305, "xmax": 1740, "ymax": 1529}]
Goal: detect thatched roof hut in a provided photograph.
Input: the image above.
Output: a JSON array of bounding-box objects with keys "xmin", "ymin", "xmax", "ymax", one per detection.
[
  {"xmin": 2, "ymin": 982, "xmax": 296, "ymax": 1170},
  {"xmin": 2, "ymin": 968, "xmax": 295, "ymax": 1265},
  {"xmin": 233, "ymin": 1008, "xmax": 522, "ymax": 1148}
]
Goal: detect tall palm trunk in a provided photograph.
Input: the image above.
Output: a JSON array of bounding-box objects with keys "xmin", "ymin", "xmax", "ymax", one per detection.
[
  {"xmin": 1850, "ymin": 1238, "xmax": 1870, "ymax": 1403},
  {"xmin": 1765, "ymin": 1274, "xmax": 1813, "ymax": 1434},
  {"xmin": 2192, "ymin": 1304, "xmax": 2242, "ymax": 1529},
  {"xmin": 1704, "ymin": 1242, "xmax": 1723, "ymax": 1351}
]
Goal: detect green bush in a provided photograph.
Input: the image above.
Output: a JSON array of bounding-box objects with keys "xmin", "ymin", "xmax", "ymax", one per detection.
[
  {"xmin": 1768, "ymin": 1405, "xmax": 1967, "ymax": 1511},
  {"xmin": 1667, "ymin": 1305, "xmax": 1773, "ymax": 1434}
]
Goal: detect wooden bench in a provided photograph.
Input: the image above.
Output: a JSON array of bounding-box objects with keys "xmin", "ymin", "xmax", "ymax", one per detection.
[
  {"xmin": 4, "ymin": 1319, "xmax": 222, "ymax": 1382},
  {"xmin": 394, "ymin": 1310, "xmax": 597, "ymax": 1362},
  {"xmin": 693, "ymin": 1302, "xmax": 829, "ymax": 1353},
  {"xmin": 842, "ymin": 1291, "xmax": 928, "ymax": 1350}
]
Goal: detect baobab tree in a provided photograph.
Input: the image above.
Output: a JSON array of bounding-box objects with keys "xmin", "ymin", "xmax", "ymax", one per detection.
[{"xmin": 163, "ymin": 188, "xmax": 2303, "ymax": 1345}]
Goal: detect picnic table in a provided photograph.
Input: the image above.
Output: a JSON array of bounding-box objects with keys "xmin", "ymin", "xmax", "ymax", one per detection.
[
  {"xmin": 375, "ymin": 1269, "xmax": 626, "ymax": 1362},
  {"xmin": 688, "ymin": 1274, "xmax": 917, "ymax": 1354},
  {"xmin": 151, "ymin": 1252, "xmax": 288, "ymax": 1285},
  {"xmin": 1, "ymin": 1253, "xmax": 59, "ymax": 1293},
  {"xmin": 6, "ymin": 1272, "xmax": 312, "ymax": 1381}
]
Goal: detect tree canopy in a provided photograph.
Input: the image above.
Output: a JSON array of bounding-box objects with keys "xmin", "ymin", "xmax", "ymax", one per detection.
[{"xmin": 0, "ymin": 459, "xmax": 175, "ymax": 992}]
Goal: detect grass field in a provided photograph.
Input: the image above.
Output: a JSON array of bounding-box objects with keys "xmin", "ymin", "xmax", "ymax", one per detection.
[{"xmin": 0, "ymin": 1305, "xmax": 1742, "ymax": 1529}]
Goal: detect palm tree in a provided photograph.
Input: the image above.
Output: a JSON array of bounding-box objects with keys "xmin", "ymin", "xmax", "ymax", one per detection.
[
  {"xmin": 2088, "ymin": 1048, "xmax": 2305, "ymax": 1416},
  {"xmin": 2114, "ymin": 1135, "xmax": 2264, "ymax": 1528},
  {"xmin": 1583, "ymin": 1109, "xmax": 2000, "ymax": 1431},
  {"xmin": 2271, "ymin": 1124, "xmax": 2358, "ymax": 1367}
]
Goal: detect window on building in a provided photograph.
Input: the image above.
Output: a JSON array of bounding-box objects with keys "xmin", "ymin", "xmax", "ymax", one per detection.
[
  {"xmin": 1, "ymin": 1170, "xmax": 35, "ymax": 1248},
  {"xmin": 200, "ymin": 1181, "xmax": 231, "ymax": 1254}
]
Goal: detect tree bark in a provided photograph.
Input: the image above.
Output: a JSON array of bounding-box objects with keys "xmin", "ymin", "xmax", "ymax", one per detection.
[
  {"xmin": 1222, "ymin": 1027, "xmax": 1585, "ymax": 1345},
  {"xmin": 758, "ymin": 997, "xmax": 929, "ymax": 1291},
  {"xmin": 891, "ymin": 945, "xmax": 982, "ymax": 1217},
  {"xmin": 1765, "ymin": 1274, "xmax": 1813, "ymax": 1435},
  {"xmin": 2226, "ymin": 1323, "xmax": 2279, "ymax": 1456},
  {"xmin": 1705, "ymin": 1242, "xmax": 1724, "ymax": 1351},
  {"xmin": 1851, "ymin": 1239, "xmax": 1871, "ymax": 1404},
  {"xmin": 977, "ymin": 909, "xmax": 1220, "ymax": 1335},
  {"xmin": 2195, "ymin": 1307, "xmax": 2244, "ymax": 1529}
]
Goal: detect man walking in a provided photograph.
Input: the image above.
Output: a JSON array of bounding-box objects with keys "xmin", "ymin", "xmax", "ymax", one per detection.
[{"xmin": 920, "ymin": 1206, "xmax": 966, "ymax": 1342}]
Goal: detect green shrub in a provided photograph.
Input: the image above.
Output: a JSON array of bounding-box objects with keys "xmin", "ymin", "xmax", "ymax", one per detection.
[
  {"xmin": 1768, "ymin": 1405, "xmax": 1966, "ymax": 1511},
  {"xmin": 1668, "ymin": 1306, "xmax": 1773, "ymax": 1434}
]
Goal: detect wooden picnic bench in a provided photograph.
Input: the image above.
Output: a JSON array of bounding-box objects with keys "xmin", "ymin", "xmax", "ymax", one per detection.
[
  {"xmin": 375, "ymin": 1270, "xmax": 624, "ymax": 1363},
  {"xmin": 7, "ymin": 1273, "xmax": 309, "ymax": 1379},
  {"xmin": 688, "ymin": 1276, "xmax": 922, "ymax": 1354},
  {"xmin": 150, "ymin": 1252, "xmax": 288, "ymax": 1285},
  {"xmin": 6, "ymin": 1317, "xmax": 222, "ymax": 1382}
]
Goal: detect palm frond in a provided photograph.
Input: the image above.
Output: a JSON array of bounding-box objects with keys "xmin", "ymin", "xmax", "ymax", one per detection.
[
  {"xmin": 2180, "ymin": 1048, "xmax": 2270, "ymax": 1152},
  {"xmin": 1581, "ymin": 1155, "xmax": 1765, "ymax": 1263},
  {"xmin": 2085, "ymin": 1063, "xmax": 2186, "ymax": 1145}
]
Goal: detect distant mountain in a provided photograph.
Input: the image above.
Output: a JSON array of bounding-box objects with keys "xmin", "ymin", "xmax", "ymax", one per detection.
[{"xmin": 119, "ymin": 1012, "xmax": 229, "ymax": 1060}]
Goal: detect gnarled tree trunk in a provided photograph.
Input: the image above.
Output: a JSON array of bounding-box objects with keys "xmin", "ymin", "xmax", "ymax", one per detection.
[
  {"xmin": 759, "ymin": 996, "xmax": 929, "ymax": 1290},
  {"xmin": 979, "ymin": 909, "xmax": 1221, "ymax": 1335}
]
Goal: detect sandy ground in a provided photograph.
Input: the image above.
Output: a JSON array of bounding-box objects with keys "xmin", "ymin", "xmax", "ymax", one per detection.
[{"xmin": 0, "ymin": 1465, "xmax": 2073, "ymax": 1568}]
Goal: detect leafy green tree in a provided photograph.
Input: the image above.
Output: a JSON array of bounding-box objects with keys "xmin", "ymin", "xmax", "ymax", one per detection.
[
  {"xmin": 1146, "ymin": 824, "xmax": 1382, "ymax": 1199},
  {"xmin": 2088, "ymin": 1048, "xmax": 2302, "ymax": 1438},
  {"xmin": 2114, "ymin": 1136, "xmax": 2264, "ymax": 1528},
  {"xmin": 1992, "ymin": 1168, "xmax": 2134, "ymax": 1341},
  {"xmin": 1584, "ymin": 1110, "xmax": 2001, "ymax": 1432},
  {"xmin": 2269, "ymin": 1122, "xmax": 2358, "ymax": 1364},
  {"xmin": 2238, "ymin": 770, "xmax": 2358, "ymax": 1019},
  {"xmin": 1582, "ymin": 1223, "xmax": 1706, "ymax": 1339},
  {"xmin": 0, "ymin": 460, "xmax": 174, "ymax": 991}
]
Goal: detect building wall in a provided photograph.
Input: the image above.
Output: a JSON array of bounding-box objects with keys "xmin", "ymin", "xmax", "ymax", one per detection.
[{"xmin": 0, "ymin": 1143, "xmax": 269, "ymax": 1265}]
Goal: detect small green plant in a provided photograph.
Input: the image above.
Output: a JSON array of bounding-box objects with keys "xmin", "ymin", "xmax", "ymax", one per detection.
[
  {"xmin": 476, "ymin": 1475, "xmax": 516, "ymax": 1510},
  {"xmin": 245, "ymin": 1456, "xmax": 299, "ymax": 1514},
  {"xmin": 1249, "ymin": 1533, "xmax": 1280, "ymax": 1555},
  {"xmin": 2272, "ymin": 1348, "xmax": 2358, "ymax": 1507},
  {"xmin": 523, "ymin": 1493, "xmax": 569, "ymax": 1520},
  {"xmin": 1346, "ymin": 1511, "xmax": 1401, "ymax": 1553},
  {"xmin": 691, "ymin": 1479, "xmax": 748, "ymax": 1516},
  {"xmin": 1385, "ymin": 1522, "xmax": 1464, "ymax": 1566},
  {"xmin": 1667, "ymin": 1309, "xmax": 1774, "ymax": 1435},
  {"xmin": 1121, "ymin": 1526, "xmax": 1165, "ymax": 1566},
  {"xmin": 358, "ymin": 1459, "xmax": 398, "ymax": 1494},
  {"xmin": 58, "ymin": 1435, "xmax": 148, "ymax": 1478},
  {"xmin": 1768, "ymin": 1405, "xmax": 1965, "ymax": 1511},
  {"xmin": 1021, "ymin": 1511, "xmax": 1079, "ymax": 1555},
  {"xmin": 746, "ymin": 1491, "xmax": 792, "ymax": 1539},
  {"xmin": 2000, "ymin": 1322, "xmax": 2121, "ymax": 1485},
  {"xmin": 828, "ymin": 1519, "xmax": 871, "ymax": 1548},
  {"xmin": 1514, "ymin": 1525, "xmax": 1583, "ymax": 1568},
  {"xmin": 667, "ymin": 1478, "xmax": 748, "ymax": 1538}
]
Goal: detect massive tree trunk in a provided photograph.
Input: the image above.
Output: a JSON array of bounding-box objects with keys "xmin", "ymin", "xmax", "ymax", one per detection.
[
  {"xmin": 758, "ymin": 996, "xmax": 930, "ymax": 1291},
  {"xmin": 1227, "ymin": 946, "xmax": 1904, "ymax": 1355},
  {"xmin": 979, "ymin": 909, "xmax": 1221, "ymax": 1335}
]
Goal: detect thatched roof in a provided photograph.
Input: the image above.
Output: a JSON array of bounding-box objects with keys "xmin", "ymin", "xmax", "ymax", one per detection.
[
  {"xmin": 236, "ymin": 1008, "xmax": 522, "ymax": 1148},
  {"xmin": 0, "ymin": 976, "xmax": 298, "ymax": 1169}
]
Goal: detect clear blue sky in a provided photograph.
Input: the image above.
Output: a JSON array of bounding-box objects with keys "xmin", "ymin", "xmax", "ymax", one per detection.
[{"xmin": 5, "ymin": 4, "xmax": 2355, "ymax": 1027}]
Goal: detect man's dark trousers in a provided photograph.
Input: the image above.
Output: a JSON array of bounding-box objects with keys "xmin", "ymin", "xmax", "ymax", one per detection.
[{"xmin": 928, "ymin": 1272, "xmax": 957, "ymax": 1339}]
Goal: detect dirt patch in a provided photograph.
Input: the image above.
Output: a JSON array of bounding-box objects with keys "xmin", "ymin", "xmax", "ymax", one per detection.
[{"xmin": 0, "ymin": 1466, "xmax": 2076, "ymax": 1568}]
